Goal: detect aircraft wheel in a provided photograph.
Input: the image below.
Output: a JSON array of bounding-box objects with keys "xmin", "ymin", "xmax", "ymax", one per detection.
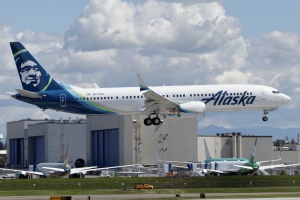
[
  {"xmin": 144, "ymin": 118, "xmax": 152, "ymax": 126},
  {"xmin": 262, "ymin": 116, "xmax": 268, "ymax": 121},
  {"xmin": 152, "ymin": 117, "xmax": 161, "ymax": 125}
]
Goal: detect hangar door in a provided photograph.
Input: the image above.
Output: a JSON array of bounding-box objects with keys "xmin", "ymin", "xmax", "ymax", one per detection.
[
  {"xmin": 9, "ymin": 138, "xmax": 24, "ymax": 165},
  {"xmin": 91, "ymin": 129, "xmax": 119, "ymax": 167},
  {"xmin": 28, "ymin": 136, "xmax": 45, "ymax": 165}
]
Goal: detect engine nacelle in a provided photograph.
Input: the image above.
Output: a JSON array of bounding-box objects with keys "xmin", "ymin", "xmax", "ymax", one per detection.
[{"xmin": 179, "ymin": 101, "xmax": 206, "ymax": 117}]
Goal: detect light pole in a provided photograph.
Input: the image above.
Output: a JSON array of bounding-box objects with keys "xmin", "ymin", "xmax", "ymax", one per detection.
[
  {"xmin": 133, "ymin": 119, "xmax": 142, "ymax": 164},
  {"xmin": 157, "ymin": 133, "xmax": 168, "ymax": 168}
]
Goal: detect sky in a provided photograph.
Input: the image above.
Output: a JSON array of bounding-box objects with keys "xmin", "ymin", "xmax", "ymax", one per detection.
[{"xmin": 0, "ymin": 0, "xmax": 300, "ymax": 139}]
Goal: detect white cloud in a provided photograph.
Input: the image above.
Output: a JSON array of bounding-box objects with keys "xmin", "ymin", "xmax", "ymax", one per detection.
[
  {"xmin": 65, "ymin": 0, "xmax": 240, "ymax": 53},
  {"xmin": 215, "ymin": 70, "xmax": 253, "ymax": 84}
]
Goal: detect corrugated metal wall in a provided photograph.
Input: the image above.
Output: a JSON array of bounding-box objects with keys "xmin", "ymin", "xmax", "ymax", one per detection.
[
  {"xmin": 91, "ymin": 129, "xmax": 119, "ymax": 167},
  {"xmin": 32, "ymin": 136, "xmax": 45, "ymax": 164}
]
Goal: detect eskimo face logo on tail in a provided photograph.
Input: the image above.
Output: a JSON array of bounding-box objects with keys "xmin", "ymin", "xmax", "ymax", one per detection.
[
  {"xmin": 201, "ymin": 90, "xmax": 256, "ymax": 106},
  {"xmin": 15, "ymin": 56, "xmax": 51, "ymax": 92},
  {"xmin": 19, "ymin": 60, "xmax": 41, "ymax": 87}
]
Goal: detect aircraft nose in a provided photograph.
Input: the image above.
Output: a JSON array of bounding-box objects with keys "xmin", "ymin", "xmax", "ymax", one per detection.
[{"xmin": 281, "ymin": 94, "xmax": 291, "ymax": 103}]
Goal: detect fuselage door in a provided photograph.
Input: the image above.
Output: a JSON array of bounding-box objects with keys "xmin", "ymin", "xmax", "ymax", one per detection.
[
  {"xmin": 60, "ymin": 94, "xmax": 66, "ymax": 107},
  {"xmin": 261, "ymin": 89, "xmax": 266, "ymax": 100}
]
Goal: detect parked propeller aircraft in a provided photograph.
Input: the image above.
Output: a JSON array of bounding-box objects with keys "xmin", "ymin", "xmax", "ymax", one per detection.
[{"xmin": 8, "ymin": 42, "xmax": 290, "ymax": 126}]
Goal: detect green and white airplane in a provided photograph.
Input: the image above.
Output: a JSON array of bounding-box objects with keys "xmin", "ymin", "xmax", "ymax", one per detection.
[{"xmin": 205, "ymin": 138, "xmax": 298, "ymax": 175}]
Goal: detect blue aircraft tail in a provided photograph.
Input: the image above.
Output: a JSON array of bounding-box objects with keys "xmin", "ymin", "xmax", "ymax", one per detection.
[{"xmin": 10, "ymin": 42, "xmax": 62, "ymax": 92}]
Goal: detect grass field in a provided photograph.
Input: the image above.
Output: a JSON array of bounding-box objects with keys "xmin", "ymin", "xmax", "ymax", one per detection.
[{"xmin": 1, "ymin": 175, "xmax": 300, "ymax": 197}]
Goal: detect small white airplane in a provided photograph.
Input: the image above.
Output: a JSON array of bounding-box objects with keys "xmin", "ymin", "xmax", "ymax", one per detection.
[{"xmin": 9, "ymin": 42, "xmax": 291, "ymax": 126}]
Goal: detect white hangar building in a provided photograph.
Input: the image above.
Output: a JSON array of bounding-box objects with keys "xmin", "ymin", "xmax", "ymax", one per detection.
[{"xmin": 6, "ymin": 115, "xmax": 198, "ymax": 167}]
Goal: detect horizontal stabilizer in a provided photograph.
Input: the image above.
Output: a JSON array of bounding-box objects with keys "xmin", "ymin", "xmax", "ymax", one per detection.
[{"xmin": 16, "ymin": 89, "xmax": 43, "ymax": 98}]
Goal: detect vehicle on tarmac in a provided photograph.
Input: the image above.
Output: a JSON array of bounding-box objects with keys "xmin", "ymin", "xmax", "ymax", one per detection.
[
  {"xmin": 99, "ymin": 174, "xmax": 111, "ymax": 178},
  {"xmin": 2, "ymin": 173, "xmax": 15, "ymax": 179},
  {"xmin": 135, "ymin": 183, "xmax": 154, "ymax": 190}
]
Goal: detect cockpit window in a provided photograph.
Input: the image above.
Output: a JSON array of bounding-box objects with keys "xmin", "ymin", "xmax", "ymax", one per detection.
[{"xmin": 272, "ymin": 91, "xmax": 279, "ymax": 94}]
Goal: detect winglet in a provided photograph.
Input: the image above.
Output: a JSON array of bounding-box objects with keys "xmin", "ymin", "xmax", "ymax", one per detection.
[{"xmin": 137, "ymin": 73, "xmax": 149, "ymax": 91}]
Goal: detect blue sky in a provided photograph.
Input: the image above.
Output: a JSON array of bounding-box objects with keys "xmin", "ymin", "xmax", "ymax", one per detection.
[
  {"xmin": 0, "ymin": 0, "xmax": 299, "ymax": 138},
  {"xmin": 0, "ymin": 0, "xmax": 88, "ymax": 33},
  {"xmin": 224, "ymin": 0, "xmax": 300, "ymax": 37}
]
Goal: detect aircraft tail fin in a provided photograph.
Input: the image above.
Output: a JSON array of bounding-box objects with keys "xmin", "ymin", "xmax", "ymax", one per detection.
[
  {"xmin": 203, "ymin": 139, "xmax": 211, "ymax": 159},
  {"xmin": 249, "ymin": 138, "xmax": 258, "ymax": 164},
  {"xmin": 10, "ymin": 42, "xmax": 62, "ymax": 92}
]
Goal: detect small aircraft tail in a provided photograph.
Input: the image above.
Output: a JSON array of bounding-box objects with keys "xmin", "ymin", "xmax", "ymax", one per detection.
[
  {"xmin": 10, "ymin": 42, "xmax": 62, "ymax": 92},
  {"xmin": 249, "ymin": 138, "xmax": 258, "ymax": 164},
  {"xmin": 203, "ymin": 139, "xmax": 211, "ymax": 159}
]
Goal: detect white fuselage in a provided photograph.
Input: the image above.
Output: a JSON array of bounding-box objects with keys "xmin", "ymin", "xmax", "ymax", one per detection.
[{"xmin": 69, "ymin": 84, "xmax": 290, "ymax": 115}]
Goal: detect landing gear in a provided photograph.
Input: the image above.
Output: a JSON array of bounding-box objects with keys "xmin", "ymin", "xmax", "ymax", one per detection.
[
  {"xmin": 143, "ymin": 116, "xmax": 162, "ymax": 126},
  {"xmin": 262, "ymin": 110, "xmax": 268, "ymax": 122},
  {"xmin": 144, "ymin": 117, "xmax": 152, "ymax": 126}
]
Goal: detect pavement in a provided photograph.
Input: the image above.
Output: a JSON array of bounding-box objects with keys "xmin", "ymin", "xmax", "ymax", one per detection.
[{"xmin": 0, "ymin": 193, "xmax": 300, "ymax": 200}]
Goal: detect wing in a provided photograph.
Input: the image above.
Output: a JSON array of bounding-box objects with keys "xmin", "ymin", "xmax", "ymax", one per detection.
[
  {"xmin": 0, "ymin": 168, "xmax": 43, "ymax": 176},
  {"xmin": 259, "ymin": 163, "xmax": 300, "ymax": 170},
  {"xmin": 70, "ymin": 166, "xmax": 98, "ymax": 174},
  {"xmin": 233, "ymin": 165, "xmax": 254, "ymax": 170},
  {"xmin": 42, "ymin": 167, "xmax": 66, "ymax": 172},
  {"xmin": 137, "ymin": 73, "xmax": 178, "ymax": 115},
  {"xmin": 91, "ymin": 164, "xmax": 142, "ymax": 171}
]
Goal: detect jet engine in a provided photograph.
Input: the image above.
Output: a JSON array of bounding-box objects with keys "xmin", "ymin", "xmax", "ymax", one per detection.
[{"xmin": 179, "ymin": 101, "xmax": 206, "ymax": 117}]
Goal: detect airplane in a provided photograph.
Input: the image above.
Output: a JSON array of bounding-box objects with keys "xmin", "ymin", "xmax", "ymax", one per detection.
[
  {"xmin": 8, "ymin": 42, "xmax": 291, "ymax": 126},
  {"xmin": 0, "ymin": 163, "xmax": 142, "ymax": 179},
  {"xmin": 162, "ymin": 138, "xmax": 291, "ymax": 176},
  {"xmin": 205, "ymin": 138, "xmax": 299, "ymax": 175},
  {"xmin": 201, "ymin": 138, "xmax": 281, "ymax": 168},
  {"xmin": 0, "ymin": 162, "xmax": 97, "ymax": 178}
]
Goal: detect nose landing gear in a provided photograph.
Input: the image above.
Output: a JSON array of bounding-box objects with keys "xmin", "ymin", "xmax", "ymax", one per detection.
[{"xmin": 262, "ymin": 110, "xmax": 268, "ymax": 122}]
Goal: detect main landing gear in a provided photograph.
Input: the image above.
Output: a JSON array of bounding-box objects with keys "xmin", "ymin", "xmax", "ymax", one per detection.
[
  {"xmin": 262, "ymin": 110, "xmax": 268, "ymax": 122},
  {"xmin": 144, "ymin": 116, "xmax": 161, "ymax": 126}
]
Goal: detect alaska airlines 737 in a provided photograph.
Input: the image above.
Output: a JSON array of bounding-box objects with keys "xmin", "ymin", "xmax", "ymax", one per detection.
[{"xmin": 9, "ymin": 42, "xmax": 291, "ymax": 126}]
